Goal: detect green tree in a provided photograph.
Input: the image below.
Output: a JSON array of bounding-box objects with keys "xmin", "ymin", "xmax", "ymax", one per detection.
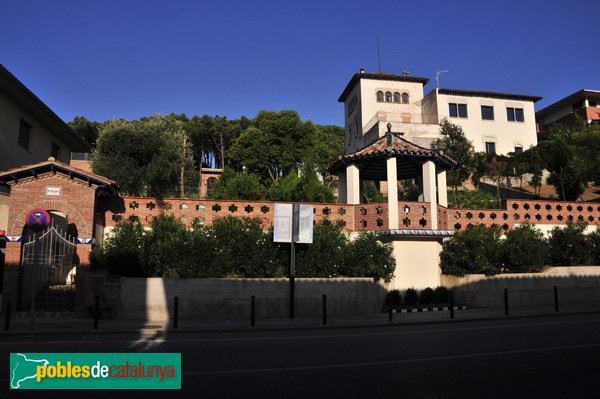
[
  {"xmin": 362, "ymin": 181, "xmax": 385, "ymax": 203},
  {"xmin": 144, "ymin": 214, "xmax": 194, "ymax": 277},
  {"xmin": 448, "ymin": 189, "xmax": 500, "ymax": 209},
  {"xmin": 93, "ymin": 115, "xmax": 194, "ymax": 197},
  {"xmin": 471, "ymin": 152, "xmax": 488, "ymax": 189},
  {"xmin": 68, "ymin": 116, "xmax": 100, "ymax": 148},
  {"xmin": 500, "ymin": 223, "xmax": 548, "ymax": 272},
  {"xmin": 310, "ymin": 124, "xmax": 344, "ymax": 176},
  {"xmin": 537, "ymin": 127, "xmax": 584, "ymax": 200},
  {"xmin": 295, "ymin": 222, "xmax": 348, "ymax": 278},
  {"xmin": 589, "ymin": 230, "xmax": 600, "ymax": 265},
  {"xmin": 211, "ymin": 217, "xmax": 285, "ymax": 278},
  {"xmin": 266, "ymin": 170, "xmax": 301, "ymax": 201},
  {"xmin": 440, "ymin": 224, "xmax": 502, "ymax": 276},
  {"xmin": 210, "ymin": 169, "xmax": 266, "ymax": 200},
  {"xmin": 519, "ymin": 147, "xmax": 545, "ymax": 196},
  {"xmin": 228, "ymin": 110, "xmax": 316, "ymax": 182},
  {"xmin": 343, "ymin": 232, "xmax": 395, "ymax": 282},
  {"xmin": 296, "ymin": 163, "xmax": 335, "ymax": 203},
  {"xmin": 571, "ymin": 123, "xmax": 600, "ymax": 185},
  {"xmin": 431, "ymin": 120, "xmax": 474, "ymax": 206},
  {"xmin": 184, "ymin": 115, "xmax": 218, "ymax": 194},
  {"xmin": 209, "ymin": 116, "xmax": 240, "ymax": 169},
  {"xmin": 548, "ymin": 222, "xmax": 592, "ymax": 265},
  {"xmin": 485, "ymin": 154, "xmax": 509, "ymax": 201},
  {"xmin": 90, "ymin": 220, "xmax": 146, "ymax": 277}
]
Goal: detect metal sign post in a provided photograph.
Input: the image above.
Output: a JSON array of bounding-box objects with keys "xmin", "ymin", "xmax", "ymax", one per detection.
[
  {"xmin": 274, "ymin": 203, "xmax": 313, "ymax": 319},
  {"xmin": 289, "ymin": 203, "xmax": 300, "ymax": 318}
]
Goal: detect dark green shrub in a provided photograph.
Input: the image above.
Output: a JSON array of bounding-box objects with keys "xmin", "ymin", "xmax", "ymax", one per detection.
[
  {"xmin": 500, "ymin": 223, "xmax": 548, "ymax": 272},
  {"xmin": 145, "ymin": 214, "xmax": 195, "ymax": 277},
  {"xmin": 210, "ymin": 169, "xmax": 266, "ymax": 200},
  {"xmin": 343, "ymin": 232, "xmax": 395, "ymax": 282},
  {"xmin": 92, "ymin": 217, "xmax": 394, "ymax": 280},
  {"xmin": 266, "ymin": 171, "xmax": 301, "ymax": 201},
  {"xmin": 386, "ymin": 290, "xmax": 402, "ymax": 306},
  {"xmin": 362, "ymin": 180, "xmax": 385, "ymax": 203},
  {"xmin": 419, "ymin": 287, "xmax": 434, "ymax": 304},
  {"xmin": 589, "ymin": 230, "xmax": 600, "ymax": 265},
  {"xmin": 548, "ymin": 222, "xmax": 592, "ymax": 266},
  {"xmin": 448, "ymin": 190, "xmax": 500, "ymax": 209},
  {"xmin": 296, "ymin": 222, "xmax": 348, "ymax": 278},
  {"xmin": 440, "ymin": 224, "xmax": 502, "ymax": 277},
  {"xmin": 90, "ymin": 220, "xmax": 146, "ymax": 277},
  {"xmin": 404, "ymin": 288, "xmax": 418, "ymax": 305},
  {"xmin": 433, "ymin": 286, "xmax": 449, "ymax": 303},
  {"xmin": 211, "ymin": 216, "xmax": 285, "ymax": 278}
]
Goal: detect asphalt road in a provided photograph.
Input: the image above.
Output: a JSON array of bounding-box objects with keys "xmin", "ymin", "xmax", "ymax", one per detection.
[{"xmin": 2, "ymin": 313, "xmax": 600, "ymax": 398}]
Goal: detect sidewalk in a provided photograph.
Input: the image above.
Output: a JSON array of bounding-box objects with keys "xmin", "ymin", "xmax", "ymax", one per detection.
[{"xmin": 3, "ymin": 303, "xmax": 600, "ymax": 336}]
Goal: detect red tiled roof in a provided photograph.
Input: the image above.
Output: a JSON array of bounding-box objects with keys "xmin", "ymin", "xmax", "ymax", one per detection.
[
  {"xmin": 438, "ymin": 88, "xmax": 542, "ymax": 103},
  {"xmin": 0, "ymin": 158, "xmax": 116, "ymax": 188},
  {"xmin": 329, "ymin": 133, "xmax": 455, "ymax": 172}
]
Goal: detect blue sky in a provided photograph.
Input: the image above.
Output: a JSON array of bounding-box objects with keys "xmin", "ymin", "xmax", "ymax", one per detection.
[{"xmin": 1, "ymin": 0, "xmax": 599, "ymax": 126}]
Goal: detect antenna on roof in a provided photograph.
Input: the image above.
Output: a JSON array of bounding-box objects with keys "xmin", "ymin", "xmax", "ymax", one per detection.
[
  {"xmin": 377, "ymin": 32, "xmax": 381, "ymax": 72},
  {"xmin": 435, "ymin": 70, "xmax": 448, "ymax": 88}
]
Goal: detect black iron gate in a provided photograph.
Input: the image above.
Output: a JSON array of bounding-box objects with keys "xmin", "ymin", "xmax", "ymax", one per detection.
[{"xmin": 21, "ymin": 225, "xmax": 77, "ymax": 315}]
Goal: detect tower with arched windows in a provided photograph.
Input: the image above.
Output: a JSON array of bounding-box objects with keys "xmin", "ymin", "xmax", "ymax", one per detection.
[
  {"xmin": 339, "ymin": 69, "xmax": 437, "ymax": 154},
  {"xmin": 339, "ymin": 68, "xmax": 541, "ymax": 156}
]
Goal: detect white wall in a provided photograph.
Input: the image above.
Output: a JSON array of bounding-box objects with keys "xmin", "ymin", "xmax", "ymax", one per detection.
[
  {"xmin": 344, "ymin": 78, "xmax": 429, "ymax": 153},
  {"xmin": 429, "ymin": 89, "xmax": 538, "ymax": 154},
  {"xmin": 343, "ymin": 77, "xmax": 538, "ymax": 156},
  {"xmin": 389, "ymin": 238, "xmax": 444, "ymax": 291}
]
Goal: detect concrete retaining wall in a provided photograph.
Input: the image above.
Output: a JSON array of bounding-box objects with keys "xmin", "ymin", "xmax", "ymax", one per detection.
[
  {"xmin": 441, "ymin": 267, "xmax": 600, "ymax": 308},
  {"xmin": 119, "ymin": 277, "xmax": 386, "ymax": 321}
]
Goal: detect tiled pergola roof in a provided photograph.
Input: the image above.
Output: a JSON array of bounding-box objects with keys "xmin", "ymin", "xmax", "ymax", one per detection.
[{"xmin": 329, "ymin": 133, "xmax": 455, "ymax": 180}]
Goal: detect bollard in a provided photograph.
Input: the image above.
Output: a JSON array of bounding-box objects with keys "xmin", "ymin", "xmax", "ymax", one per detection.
[
  {"xmin": 388, "ymin": 301, "xmax": 393, "ymax": 322},
  {"xmin": 504, "ymin": 288, "xmax": 509, "ymax": 316},
  {"xmin": 554, "ymin": 286, "xmax": 559, "ymax": 313},
  {"xmin": 4, "ymin": 302, "xmax": 11, "ymax": 331},
  {"xmin": 322, "ymin": 294, "xmax": 327, "ymax": 326},
  {"xmin": 94, "ymin": 296, "xmax": 100, "ymax": 330},
  {"xmin": 173, "ymin": 296, "xmax": 179, "ymax": 330},
  {"xmin": 449, "ymin": 291, "xmax": 454, "ymax": 319},
  {"xmin": 251, "ymin": 296, "xmax": 256, "ymax": 327}
]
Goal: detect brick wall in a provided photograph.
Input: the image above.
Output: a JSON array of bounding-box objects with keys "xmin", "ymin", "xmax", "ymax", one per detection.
[
  {"xmin": 99, "ymin": 196, "xmax": 357, "ymax": 231},
  {"xmin": 450, "ymin": 199, "xmax": 600, "ymax": 233},
  {"xmin": 7, "ymin": 172, "xmax": 96, "ymax": 237}
]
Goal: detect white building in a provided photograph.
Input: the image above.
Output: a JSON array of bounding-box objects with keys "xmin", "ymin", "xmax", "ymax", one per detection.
[{"xmin": 338, "ymin": 69, "xmax": 542, "ymax": 155}]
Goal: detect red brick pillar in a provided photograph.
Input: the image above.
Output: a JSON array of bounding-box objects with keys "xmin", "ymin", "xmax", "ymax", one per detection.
[
  {"xmin": 75, "ymin": 243, "xmax": 92, "ymax": 316},
  {"xmin": 2, "ymin": 242, "xmax": 22, "ymax": 311},
  {"xmin": 77, "ymin": 243, "xmax": 92, "ymax": 267}
]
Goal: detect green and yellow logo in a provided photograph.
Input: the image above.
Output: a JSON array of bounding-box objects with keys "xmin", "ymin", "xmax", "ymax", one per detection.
[{"xmin": 10, "ymin": 353, "xmax": 181, "ymax": 389}]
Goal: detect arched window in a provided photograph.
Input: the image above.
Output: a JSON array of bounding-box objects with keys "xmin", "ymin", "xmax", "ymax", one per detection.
[
  {"xmin": 402, "ymin": 93, "xmax": 409, "ymax": 104},
  {"xmin": 385, "ymin": 91, "xmax": 392, "ymax": 102},
  {"xmin": 393, "ymin": 92, "xmax": 401, "ymax": 103},
  {"xmin": 376, "ymin": 91, "xmax": 384, "ymax": 102}
]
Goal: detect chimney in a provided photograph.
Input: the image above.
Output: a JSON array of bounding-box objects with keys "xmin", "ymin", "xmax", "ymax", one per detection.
[{"xmin": 359, "ymin": 68, "xmax": 365, "ymax": 74}]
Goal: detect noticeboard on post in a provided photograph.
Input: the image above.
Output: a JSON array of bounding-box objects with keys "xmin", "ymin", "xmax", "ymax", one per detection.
[{"xmin": 273, "ymin": 203, "xmax": 313, "ymax": 244}]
